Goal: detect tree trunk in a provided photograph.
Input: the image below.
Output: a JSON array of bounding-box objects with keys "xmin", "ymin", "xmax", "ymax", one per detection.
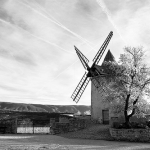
[
  {"xmin": 124, "ymin": 97, "xmax": 138, "ymax": 127},
  {"xmin": 124, "ymin": 115, "xmax": 130, "ymax": 127},
  {"xmin": 124, "ymin": 94, "xmax": 130, "ymax": 127},
  {"xmin": 124, "ymin": 110, "xmax": 130, "ymax": 127}
]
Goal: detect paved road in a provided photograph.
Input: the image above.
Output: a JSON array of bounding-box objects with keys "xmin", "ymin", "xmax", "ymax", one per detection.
[{"xmin": 0, "ymin": 134, "xmax": 150, "ymax": 150}]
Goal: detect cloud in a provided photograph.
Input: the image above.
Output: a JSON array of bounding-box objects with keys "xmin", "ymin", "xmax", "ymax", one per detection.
[
  {"xmin": 0, "ymin": 0, "xmax": 149, "ymax": 105},
  {"xmin": 112, "ymin": 0, "xmax": 150, "ymax": 47},
  {"xmin": 0, "ymin": 84, "xmax": 26, "ymax": 92},
  {"xmin": 14, "ymin": 53, "xmax": 36, "ymax": 66},
  {"xmin": 76, "ymin": 0, "xmax": 98, "ymax": 15}
]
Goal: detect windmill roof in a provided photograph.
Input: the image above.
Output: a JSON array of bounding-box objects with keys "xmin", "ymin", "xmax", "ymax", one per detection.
[
  {"xmin": 93, "ymin": 50, "xmax": 116, "ymax": 75},
  {"xmin": 103, "ymin": 50, "xmax": 115, "ymax": 63}
]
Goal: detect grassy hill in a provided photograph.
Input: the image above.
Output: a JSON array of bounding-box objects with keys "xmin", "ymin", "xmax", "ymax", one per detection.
[{"xmin": 0, "ymin": 102, "xmax": 91, "ymax": 115}]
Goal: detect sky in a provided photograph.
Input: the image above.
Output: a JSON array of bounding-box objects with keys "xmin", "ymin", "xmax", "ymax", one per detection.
[{"xmin": 0, "ymin": 0, "xmax": 150, "ymax": 105}]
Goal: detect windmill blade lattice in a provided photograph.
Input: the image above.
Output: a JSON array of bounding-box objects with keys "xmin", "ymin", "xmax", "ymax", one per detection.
[
  {"xmin": 91, "ymin": 77, "xmax": 102, "ymax": 89},
  {"xmin": 71, "ymin": 72, "xmax": 90, "ymax": 103},
  {"xmin": 71, "ymin": 31, "xmax": 113, "ymax": 103},
  {"xmin": 93, "ymin": 31, "xmax": 113, "ymax": 65},
  {"xmin": 92, "ymin": 75, "xmax": 113, "ymax": 98},
  {"xmin": 74, "ymin": 46, "xmax": 89, "ymax": 70}
]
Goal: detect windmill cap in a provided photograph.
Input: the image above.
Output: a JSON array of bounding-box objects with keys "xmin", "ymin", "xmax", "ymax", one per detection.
[{"xmin": 103, "ymin": 49, "xmax": 115, "ymax": 63}]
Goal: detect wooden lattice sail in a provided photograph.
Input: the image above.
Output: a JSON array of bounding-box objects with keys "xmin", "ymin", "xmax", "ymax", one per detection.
[{"xmin": 71, "ymin": 31, "xmax": 113, "ymax": 103}]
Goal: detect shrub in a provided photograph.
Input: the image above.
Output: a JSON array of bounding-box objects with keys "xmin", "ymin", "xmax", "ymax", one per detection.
[
  {"xmin": 116, "ymin": 122, "xmax": 148, "ymax": 129},
  {"xmin": 146, "ymin": 121, "xmax": 150, "ymax": 128}
]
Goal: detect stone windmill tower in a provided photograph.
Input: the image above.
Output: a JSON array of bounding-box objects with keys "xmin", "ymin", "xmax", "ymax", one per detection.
[
  {"xmin": 71, "ymin": 32, "xmax": 115, "ymax": 124},
  {"xmin": 91, "ymin": 50, "xmax": 115, "ymax": 124}
]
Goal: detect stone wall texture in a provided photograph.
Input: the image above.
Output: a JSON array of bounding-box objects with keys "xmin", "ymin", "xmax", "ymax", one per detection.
[
  {"xmin": 110, "ymin": 128, "xmax": 150, "ymax": 142},
  {"xmin": 91, "ymin": 82, "xmax": 109, "ymax": 121}
]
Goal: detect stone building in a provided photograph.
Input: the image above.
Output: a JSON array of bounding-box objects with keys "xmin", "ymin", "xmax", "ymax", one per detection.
[{"xmin": 91, "ymin": 50, "xmax": 115, "ymax": 124}]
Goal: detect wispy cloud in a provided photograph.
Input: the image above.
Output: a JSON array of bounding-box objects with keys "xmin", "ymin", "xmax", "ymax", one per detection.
[{"xmin": 0, "ymin": 0, "xmax": 150, "ymax": 105}]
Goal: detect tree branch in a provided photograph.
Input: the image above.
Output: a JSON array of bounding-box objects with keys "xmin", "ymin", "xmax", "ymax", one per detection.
[
  {"xmin": 133, "ymin": 96, "xmax": 139, "ymax": 105},
  {"xmin": 128, "ymin": 107, "xmax": 135, "ymax": 118},
  {"xmin": 128, "ymin": 95, "xmax": 139, "ymax": 118},
  {"xmin": 141, "ymin": 78, "xmax": 150, "ymax": 90}
]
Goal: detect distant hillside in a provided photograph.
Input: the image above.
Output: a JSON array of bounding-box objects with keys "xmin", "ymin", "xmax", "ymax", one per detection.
[{"xmin": 0, "ymin": 102, "xmax": 91, "ymax": 115}]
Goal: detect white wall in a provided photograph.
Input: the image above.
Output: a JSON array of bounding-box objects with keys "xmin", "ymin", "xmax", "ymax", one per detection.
[
  {"xmin": 91, "ymin": 81, "xmax": 109, "ymax": 121},
  {"xmin": 17, "ymin": 127, "xmax": 50, "ymax": 134}
]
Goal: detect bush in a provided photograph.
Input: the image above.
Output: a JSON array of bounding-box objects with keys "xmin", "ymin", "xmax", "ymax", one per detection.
[
  {"xmin": 117, "ymin": 123, "xmax": 129, "ymax": 129},
  {"xmin": 130, "ymin": 122, "xmax": 147, "ymax": 129},
  {"xmin": 146, "ymin": 121, "xmax": 150, "ymax": 128},
  {"xmin": 116, "ymin": 122, "xmax": 148, "ymax": 129}
]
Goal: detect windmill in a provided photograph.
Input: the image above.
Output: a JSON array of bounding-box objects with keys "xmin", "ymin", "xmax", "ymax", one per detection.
[{"xmin": 71, "ymin": 31, "xmax": 113, "ymax": 103}]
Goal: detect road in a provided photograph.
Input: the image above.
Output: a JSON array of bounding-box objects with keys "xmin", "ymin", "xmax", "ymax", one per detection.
[{"xmin": 0, "ymin": 134, "xmax": 150, "ymax": 150}]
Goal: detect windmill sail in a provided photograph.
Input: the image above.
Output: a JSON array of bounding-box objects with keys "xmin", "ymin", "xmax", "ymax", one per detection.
[
  {"xmin": 93, "ymin": 31, "xmax": 113, "ymax": 65},
  {"xmin": 92, "ymin": 76, "xmax": 107, "ymax": 91},
  {"xmin": 71, "ymin": 72, "xmax": 90, "ymax": 103},
  {"xmin": 91, "ymin": 77, "xmax": 101, "ymax": 89},
  {"xmin": 74, "ymin": 46, "xmax": 89, "ymax": 70},
  {"xmin": 71, "ymin": 31, "xmax": 113, "ymax": 103}
]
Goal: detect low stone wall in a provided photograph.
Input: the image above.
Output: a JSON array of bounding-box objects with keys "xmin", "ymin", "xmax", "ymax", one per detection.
[
  {"xmin": 50, "ymin": 120, "xmax": 87, "ymax": 134},
  {"xmin": 109, "ymin": 128, "xmax": 150, "ymax": 142}
]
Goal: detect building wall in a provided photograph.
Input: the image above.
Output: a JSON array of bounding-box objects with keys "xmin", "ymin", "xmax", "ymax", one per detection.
[{"xmin": 91, "ymin": 81, "xmax": 115, "ymax": 122}]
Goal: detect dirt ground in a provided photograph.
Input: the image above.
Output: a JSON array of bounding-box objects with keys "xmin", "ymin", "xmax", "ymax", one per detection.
[
  {"xmin": 0, "ymin": 125, "xmax": 150, "ymax": 150},
  {"xmin": 0, "ymin": 134, "xmax": 150, "ymax": 150}
]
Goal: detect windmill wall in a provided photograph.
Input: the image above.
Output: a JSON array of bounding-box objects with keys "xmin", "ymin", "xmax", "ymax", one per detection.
[
  {"xmin": 91, "ymin": 82, "xmax": 106, "ymax": 122},
  {"xmin": 91, "ymin": 50, "xmax": 116, "ymax": 124},
  {"xmin": 91, "ymin": 82, "xmax": 116, "ymax": 123}
]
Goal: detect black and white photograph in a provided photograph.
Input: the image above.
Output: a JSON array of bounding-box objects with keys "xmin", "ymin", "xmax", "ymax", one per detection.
[{"xmin": 0, "ymin": 0, "xmax": 150, "ymax": 149}]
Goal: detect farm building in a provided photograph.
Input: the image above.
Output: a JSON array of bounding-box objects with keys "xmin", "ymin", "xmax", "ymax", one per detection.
[{"xmin": 0, "ymin": 111, "xmax": 88, "ymax": 134}]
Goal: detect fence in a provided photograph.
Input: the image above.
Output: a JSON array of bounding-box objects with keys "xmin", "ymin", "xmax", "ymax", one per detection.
[
  {"xmin": 17, "ymin": 127, "xmax": 50, "ymax": 134},
  {"xmin": 0, "ymin": 116, "xmax": 90, "ymax": 134},
  {"xmin": 16, "ymin": 118, "xmax": 87, "ymax": 134}
]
